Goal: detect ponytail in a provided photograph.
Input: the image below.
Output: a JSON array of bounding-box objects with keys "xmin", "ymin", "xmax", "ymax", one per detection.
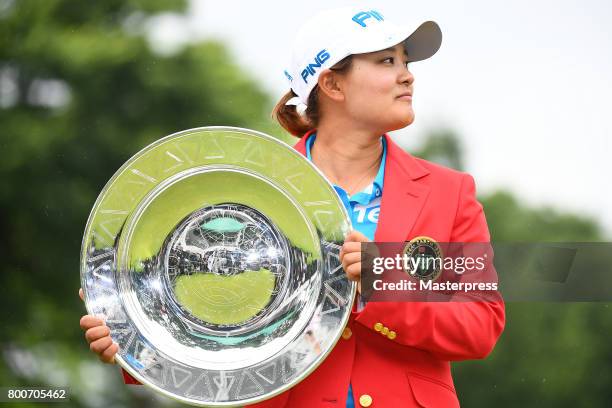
[
  {"xmin": 271, "ymin": 88, "xmax": 320, "ymax": 138},
  {"xmin": 271, "ymin": 55, "xmax": 353, "ymax": 138}
]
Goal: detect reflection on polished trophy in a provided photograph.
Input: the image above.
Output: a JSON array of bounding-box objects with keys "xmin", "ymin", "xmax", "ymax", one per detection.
[{"xmin": 80, "ymin": 127, "xmax": 355, "ymax": 406}]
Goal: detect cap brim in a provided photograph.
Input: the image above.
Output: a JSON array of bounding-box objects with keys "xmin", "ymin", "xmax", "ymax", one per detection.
[{"xmin": 403, "ymin": 21, "xmax": 442, "ymax": 62}]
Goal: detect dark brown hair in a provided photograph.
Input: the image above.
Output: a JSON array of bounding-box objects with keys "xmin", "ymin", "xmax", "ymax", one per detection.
[{"xmin": 271, "ymin": 55, "xmax": 353, "ymax": 137}]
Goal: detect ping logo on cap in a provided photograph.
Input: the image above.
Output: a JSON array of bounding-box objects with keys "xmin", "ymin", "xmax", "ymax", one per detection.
[
  {"xmin": 352, "ymin": 10, "xmax": 384, "ymax": 27},
  {"xmin": 300, "ymin": 49, "xmax": 331, "ymax": 84},
  {"xmin": 284, "ymin": 70, "xmax": 293, "ymax": 82}
]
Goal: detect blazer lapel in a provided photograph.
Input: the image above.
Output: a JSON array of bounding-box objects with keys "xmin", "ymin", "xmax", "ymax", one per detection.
[
  {"xmin": 291, "ymin": 132, "xmax": 430, "ymax": 242},
  {"xmin": 373, "ymin": 134, "xmax": 430, "ymax": 242}
]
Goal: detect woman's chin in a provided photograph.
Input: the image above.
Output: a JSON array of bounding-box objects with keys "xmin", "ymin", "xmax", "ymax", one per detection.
[
  {"xmin": 403, "ymin": 113, "xmax": 415, "ymax": 126},
  {"xmin": 387, "ymin": 112, "xmax": 415, "ymax": 131}
]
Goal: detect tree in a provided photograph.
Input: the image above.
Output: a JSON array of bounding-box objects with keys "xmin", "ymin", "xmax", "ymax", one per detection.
[
  {"xmin": 412, "ymin": 127, "xmax": 465, "ymax": 171},
  {"xmin": 0, "ymin": 1, "xmax": 276, "ymax": 405}
]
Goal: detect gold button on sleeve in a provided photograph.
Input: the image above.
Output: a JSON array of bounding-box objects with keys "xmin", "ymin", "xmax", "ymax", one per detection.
[
  {"xmin": 381, "ymin": 326, "xmax": 389, "ymax": 336},
  {"xmin": 342, "ymin": 327, "xmax": 352, "ymax": 340},
  {"xmin": 359, "ymin": 394, "xmax": 373, "ymax": 407},
  {"xmin": 374, "ymin": 322, "xmax": 383, "ymax": 332},
  {"xmin": 387, "ymin": 331, "xmax": 397, "ymax": 340}
]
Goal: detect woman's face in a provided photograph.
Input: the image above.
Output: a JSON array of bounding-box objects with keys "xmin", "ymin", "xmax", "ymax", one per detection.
[{"xmin": 340, "ymin": 43, "xmax": 415, "ymax": 132}]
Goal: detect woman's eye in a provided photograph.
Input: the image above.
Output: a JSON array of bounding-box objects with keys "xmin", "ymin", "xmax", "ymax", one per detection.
[{"xmin": 382, "ymin": 57, "xmax": 410, "ymax": 68}]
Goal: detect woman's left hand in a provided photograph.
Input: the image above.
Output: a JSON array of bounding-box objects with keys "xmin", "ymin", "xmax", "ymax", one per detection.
[{"xmin": 339, "ymin": 230, "xmax": 371, "ymax": 294}]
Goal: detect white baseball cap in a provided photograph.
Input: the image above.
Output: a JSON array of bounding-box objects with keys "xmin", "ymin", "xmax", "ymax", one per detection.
[{"xmin": 284, "ymin": 7, "xmax": 442, "ymax": 107}]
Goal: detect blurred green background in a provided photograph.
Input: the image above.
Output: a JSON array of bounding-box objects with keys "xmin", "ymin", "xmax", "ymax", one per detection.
[{"xmin": 1, "ymin": 1, "xmax": 610, "ymax": 407}]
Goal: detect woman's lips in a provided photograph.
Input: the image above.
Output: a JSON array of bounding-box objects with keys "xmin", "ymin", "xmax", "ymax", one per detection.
[{"xmin": 397, "ymin": 95, "xmax": 412, "ymax": 101}]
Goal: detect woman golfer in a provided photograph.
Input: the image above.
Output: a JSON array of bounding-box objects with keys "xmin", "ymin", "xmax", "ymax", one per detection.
[{"xmin": 79, "ymin": 6, "xmax": 505, "ymax": 407}]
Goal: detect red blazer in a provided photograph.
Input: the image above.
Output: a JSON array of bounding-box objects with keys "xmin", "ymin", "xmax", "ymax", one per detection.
[{"xmin": 121, "ymin": 132, "xmax": 506, "ymax": 408}]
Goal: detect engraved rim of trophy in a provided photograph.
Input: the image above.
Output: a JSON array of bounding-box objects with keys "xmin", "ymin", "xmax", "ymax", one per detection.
[{"xmin": 80, "ymin": 127, "xmax": 355, "ymax": 406}]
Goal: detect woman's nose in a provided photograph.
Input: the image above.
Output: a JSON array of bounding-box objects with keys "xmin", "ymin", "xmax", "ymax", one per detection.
[{"xmin": 399, "ymin": 65, "xmax": 414, "ymax": 85}]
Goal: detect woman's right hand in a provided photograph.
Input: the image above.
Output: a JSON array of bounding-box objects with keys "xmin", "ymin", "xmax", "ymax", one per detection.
[{"xmin": 79, "ymin": 288, "xmax": 119, "ymax": 364}]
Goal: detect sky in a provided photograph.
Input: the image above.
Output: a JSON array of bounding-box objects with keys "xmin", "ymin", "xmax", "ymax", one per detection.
[{"xmin": 146, "ymin": 0, "xmax": 612, "ymax": 236}]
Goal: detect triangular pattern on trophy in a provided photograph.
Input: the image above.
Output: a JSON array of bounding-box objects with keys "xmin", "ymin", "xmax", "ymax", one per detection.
[
  {"xmin": 321, "ymin": 293, "xmax": 341, "ymax": 316},
  {"xmin": 136, "ymin": 343, "xmax": 163, "ymax": 384},
  {"xmin": 233, "ymin": 370, "xmax": 265, "ymax": 400},
  {"xmin": 223, "ymin": 134, "xmax": 253, "ymax": 163},
  {"xmin": 128, "ymin": 168, "xmax": 159, "ymax": 185},
  {"xmin": 184, "ymin": 372, "xmax": 215, "ymax": 401},
  {"xmin": 321, "ymin": 239, "xmax": 341, "ymax": 252},
  {"xmin": 254, "ymin": 362, "xmax": 278, "ymax": 385},
  {"xmin": 323, "ymin": 274, "xmax": 348, "ymax": 299},
  {"xmin": 322, "ymin": 242, "xmax": 343, "ymax": 277},
  {"xmin": 213, "ymin": 371, "xmax": 236, "ymax": 402},
  {"xmin": 327, "ymin": 257, "xmax": 343, "ymax": 277},
  {"xmin": 279, "ymin": 353, "xmax": 296, "ymax": 384},
  {"xmin": 324, "ymin": 275, "xmax": 346, "ymax": 295},
  {"xmin": 312, "ymin": 209, "xmax": 334, "ymax": 231},
  {"xmin": 132, "ymin": 339, "xmax": 157, "ymax": 369},
  {"xmin": 124, "ymin": 184, "xmax": 144, "ymax": 205},
  {"xmin": 90, "ymin": 230, "xmax": 109, "ymax": 249},
  {"xmin": 104, "ymin": 182, "xmax": 139, "ymax": 208},
  {"xmin": 267, "ymin": 146, "xmax": 287, "ymax": 179},
  {"xmin": 170, "ymin": 366, "xmax": 193, "ymax": 389},
  {"xmin": 280, "ymin": 350, "xmax": 309, "ymax": 384},
  {"xmin": 145, "ymin": 361, "xmax": 165, "ymax": 386},
  {"xmin": 98, "ymin": 217, "xmax": 124, "ymax": 242},
  {"xmin": 160, "ymin": 149, "xmax": 186, "ymax": 173},
  {"xmin": 284, "ymin": 172, "xmax": 305, "ymax": 195},
  {"xmin": 271, "ymin": 145, "xmax": 312, "ymax": 181},
  {"xmin": 172, "ymin": 139, "xmax": 200, "ymax": 165},
  {"xmin": 90, "ymin": 258, "xmax": 112, "ymax": 280},
  {"xmin": 321, "ymin": 277, "xmax": 347, "ymax": 316},
  {"xmin": 201, "ymin": 135, "xmax": 226, "ymax": 159},
  {"xmin": 243, "ymin": 142, "xmax": 266, "ymax": 168},
  {"xmin": 293, "ymin": 349, "xmax": 309, "ymax": 367}
]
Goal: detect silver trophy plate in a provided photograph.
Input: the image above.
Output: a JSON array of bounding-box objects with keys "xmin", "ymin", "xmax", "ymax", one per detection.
[{"xmin": 80, "ymin": 127, "xmax": 354, "ymax": 406}]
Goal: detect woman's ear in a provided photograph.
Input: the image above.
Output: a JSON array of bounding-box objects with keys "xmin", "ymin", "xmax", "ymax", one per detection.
[{"xmin": 317, "ymin": 70, "xmax": 345, "ymax": 102}]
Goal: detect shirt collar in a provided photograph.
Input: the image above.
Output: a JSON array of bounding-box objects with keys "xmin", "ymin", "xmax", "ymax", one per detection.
[{"xmin": 305, "ymin": 132, "xmax": 386, "ymax": 204}]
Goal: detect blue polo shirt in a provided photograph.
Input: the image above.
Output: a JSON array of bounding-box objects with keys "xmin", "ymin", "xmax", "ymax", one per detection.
[
  {"xmin": 305, "ymin": 132, "xmax": 387, "ymax": 408},
  {"xmin": 305, "ymin": 133, "xmax": 386, "ymax": 241}
]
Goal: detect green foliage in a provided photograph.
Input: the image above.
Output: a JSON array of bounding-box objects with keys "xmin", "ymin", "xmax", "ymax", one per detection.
[
  {"xmin": 482, "ymin": 191, "xmax": 602, "ymax": 242},
  {"xmin": 1, "ymin": 1, "xmax": 610, "ymax": 406},
  {"xmin": 0, "ymin": 0, "xmax": 270, "ymax": 374},
  {"xmin": 412, "ymin": 127, "xmax": 464, "ymax": 171}
]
